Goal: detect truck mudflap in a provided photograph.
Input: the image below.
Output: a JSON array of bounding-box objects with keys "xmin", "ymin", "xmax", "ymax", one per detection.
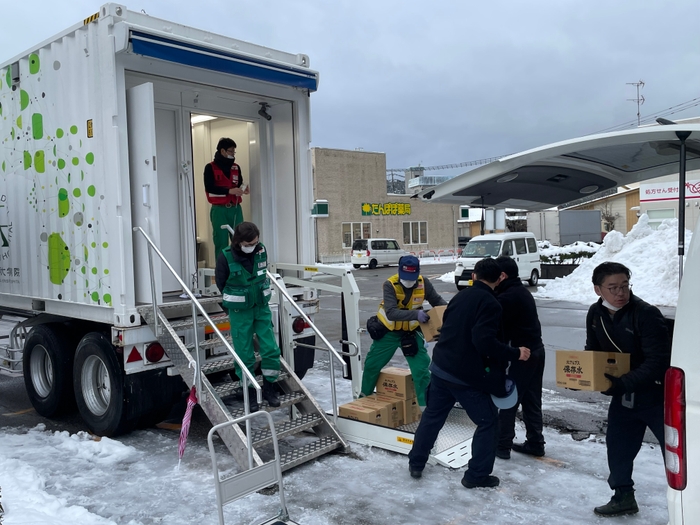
[{"xmin": 125, "ymin": 366, "xmax": 187, "ymax": 426}]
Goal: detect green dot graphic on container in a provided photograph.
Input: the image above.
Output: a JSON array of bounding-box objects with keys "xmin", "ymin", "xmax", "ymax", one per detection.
[
  {"xmin": 81, "ymin": 171, "xmax": 85, "ymax": 181},
  {"xmin": 84, "ymin": 246, "xmax": 89, "ymax": 260},
  {"xmin": 103, "ymin": 294, "xmax": 112, "ymax": 305},
  {"xmin": 86, "ymin": 152, "xmax": 94, "ymax": 165},
  {"xmin": 48, "ymin": 233, "xmax": 71, "ymax": 285},
  {"xmin": 56, "ymin": 128, "xmax": 64, "ymax": 138},
  {"xmin": 20, "ymin": 90, "xmax": 29, "ymax": 111},
  {"xmin": 91, "ymin": 267, "xmax": 97, "ymax": 275},
  {"xmin": 34, "ymin": 150, "xmax": 45, "ymax": 173},
  {"xmin": 31, "ymin": 114, "xmax": 43, "ymax": 140},
  {"xmin": 1, "ymin": 161, "xmax": 4, "ymax": 172},
  {"xmin": 4, "ymin": 69, "xmax": 8, "ymax": 87},
  {"xmin": 102, "ymin": 242, "xmax": 108, "ymax": 248},
  {"xmin": 104, "ymin": 269, "xmax": 109, "ymax": 275},
  {"xmin": 91, "ymin": 242, "xmax": 96, "ymax": 248},
  {"xmin": 91, "ymin": 291, "xmax": 99, "ymax": 302},
  {"xmin": 16, "ymin": 116, "xmax": 22, "ymax": 129},
  {"xmin": 81, "ymin": 266, "xmax": 86, "ymax": 274},
  {"xmin": 58, "ymin": 188, "xmax": 69, "ymax": 217},
  {"xmin": 23, "ymin": 151, "xmax": 32, "ymax": 169},
  {"xmin": 70, "ymin": 125, "xmax": 78, "ymax": 135},
  {"xmin": 72, "ymin": 157, "xmax": 79, "ymax": 166},
  {"xmin": 73, "ymin": 188, "xmax": 81, "ymax": 198},
  {"xmin": 87, "ymin": 185, "xmax": 96, "ymax": 197},
  {"xmin": 29, "ymin": 54, "xmax": 40, "ymax": 74},
  {"xmin": 58, "ymin": 159, "xmax": 65, "ymax": 169}
]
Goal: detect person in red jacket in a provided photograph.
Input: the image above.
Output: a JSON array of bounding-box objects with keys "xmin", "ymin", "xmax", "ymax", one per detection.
[{"xmin": 204, "ymin": 137, "xmax": 250, "ymax": 260}]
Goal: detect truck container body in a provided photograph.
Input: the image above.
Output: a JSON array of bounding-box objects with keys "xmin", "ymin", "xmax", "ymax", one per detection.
[
  {"xmin": 0, "ymin": 3, "xmax": 323, "ymax": 433},
  {"xmin": 527, "ymin": 209, "xmax": 602, "ymax": 245}
]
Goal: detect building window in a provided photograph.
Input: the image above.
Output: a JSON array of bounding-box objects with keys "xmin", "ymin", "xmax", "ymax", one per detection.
[
  {"xmin": 342, "ymin": 222, "xmax": 371, "ymax": 248},
  {"xmin": 403, "ymin": 221, "xmax": 428, "ymax": 245},
  {"xmin": 646, "ymin": 208, "xmax": 675, "ymax": 230}
]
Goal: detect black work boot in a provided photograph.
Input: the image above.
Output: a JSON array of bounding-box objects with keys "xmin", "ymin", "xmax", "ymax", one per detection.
[
  {"xmin": 246, "ymin": 386, "xmax": 259, "ymax": 413},
  {"xmin": 262, "ymin": 380, "xmax": 281, "ymax": 407},
  {"xmin": 594, "ymin": 489, "xmax": 639, "ymax": 517},
  {"xmin": 511, "ymin": 441, "xmax": 545, "ymax": 457}
]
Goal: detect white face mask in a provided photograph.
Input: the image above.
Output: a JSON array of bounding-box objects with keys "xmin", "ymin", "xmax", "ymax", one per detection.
[
  {"xmin": 226, "ymin": 155, "xmax": 235, "ymax": 160},
  {"xmin": 602, "ymin": 299, "xmax": 621, "ymax": 312},
  {"xmin": 240, "ymin": 244, "xmax": 257, "ymax": 254},
  {"xmin": 400, "ymin": 279, "xmax": 417, "ymax": 288}
]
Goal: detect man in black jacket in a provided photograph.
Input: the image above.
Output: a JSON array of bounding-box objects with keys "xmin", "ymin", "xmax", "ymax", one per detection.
[
  {"xmin": 586, "ymin": 262, "xmax": 670, "ymax": 517},
  {"xmin": 408, "ymin": 258, "xmax": 530, "ymax": 488},
  {"xmin": 494, "ymin": 256, "xmax": 546, "ymax": 459}
]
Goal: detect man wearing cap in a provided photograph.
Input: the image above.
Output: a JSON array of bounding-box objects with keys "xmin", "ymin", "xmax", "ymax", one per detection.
[
  {"xmin": 360, "ymin": 255, "xmax": 447, "ymax": 407},
  {"xmin": 408, "ymin": 258, "xmax": 530, "ymax": 488}
]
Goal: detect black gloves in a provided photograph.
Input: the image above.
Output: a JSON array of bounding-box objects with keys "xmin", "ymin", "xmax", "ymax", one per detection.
[{"xmin": 602, "ymin": 373, "xmax": 627, "ymax": 397}]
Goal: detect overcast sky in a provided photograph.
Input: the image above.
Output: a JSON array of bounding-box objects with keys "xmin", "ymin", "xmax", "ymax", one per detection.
[{"xmin": 4, "ymin": 1, "xmax": 699, "ymax": 174}]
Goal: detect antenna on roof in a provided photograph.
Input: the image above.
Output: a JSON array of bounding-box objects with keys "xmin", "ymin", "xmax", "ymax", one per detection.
[{"xmin": 626, "ymin": 80, "xmax": 645, "ymax": 127}]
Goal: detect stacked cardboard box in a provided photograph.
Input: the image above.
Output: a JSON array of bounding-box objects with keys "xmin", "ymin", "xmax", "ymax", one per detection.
[
  {"xmin": 376, "ymin": 367, "xmax": 422, "ymax": 425},
  {"xmin": 555, "ymin": 350, "xmax": 630, "ymax": 391}
]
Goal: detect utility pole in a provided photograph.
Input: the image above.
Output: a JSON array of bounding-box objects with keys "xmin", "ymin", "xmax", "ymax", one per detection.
[{"xmin": 626, "ymin": 80, "xmax": 645, "ymax": 126}]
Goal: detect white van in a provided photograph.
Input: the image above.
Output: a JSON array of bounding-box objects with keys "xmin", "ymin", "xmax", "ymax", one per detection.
[
  {"xmin": 666, "ymin": 215, "xmax": 700, "ymax": 524},
  {"xmin": 454, "ymin": 232, "xmax": 541, "ymax": 289},
  {"xmin": 351, "ymin": 238, "xmax": 407, "ymax": 269}
]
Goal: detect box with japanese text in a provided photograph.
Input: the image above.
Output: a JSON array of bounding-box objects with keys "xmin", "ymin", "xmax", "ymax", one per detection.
[
  {"xmin": 376, "ymin": 367, "xmax": 416, "ymax": 400},
  {"xmin": 419, "ymin": 305, "xmax": 447, "ymax": 342},
  {"xmin": 555, "ymin": 350, "xmax": 630, "ymax": 391},
  {"xmin": 362, "ymin": 394, "xmax": 404, "ymax": 427},
  {"xmin": 353, "ymin": 398, "xmax": 394, "ymax": 427},
  {"xmin": 403, "ymin": 398, "xmax": 422, "ymax": 425},
  {"xmin": 338, "ymin": 402, "xmax": 386, "ymax": 426}
]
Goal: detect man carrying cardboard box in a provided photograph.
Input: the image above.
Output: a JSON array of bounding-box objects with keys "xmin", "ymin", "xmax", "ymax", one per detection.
[
  {"xmin": 585, "ymin": 262, "xmax": 671, "ymax": 517},
  {"xmin": 360, "ymin": 255, "xmax": 447, "ymax": 407}
]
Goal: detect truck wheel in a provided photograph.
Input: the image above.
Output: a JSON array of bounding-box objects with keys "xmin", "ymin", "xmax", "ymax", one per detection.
[
  {"xmin": 23, "ymin": 325, "xmax": 76, "ymax": 417},
  {"xmin": 73, "ymin": 332, "xmax": 133, "ymax": 436},
  {"xmin": 353, "ymin": 264, "xmax": 361, "ymax": 269},
  {"xmin": 528, "ymin": 270, "xmax": 539, "ymax": 287},
  {"xmin": 368, "ymin": 259, "xmax": 378, "ymax": 269}
]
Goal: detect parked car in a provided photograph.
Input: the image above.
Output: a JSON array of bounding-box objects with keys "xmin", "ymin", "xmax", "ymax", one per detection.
[
  {"xmin": 454, "ymin": 232, "xmax": 541, "ymax": 290},
  {"xmin": 351, "ymin": 238, "xmax": 407, "ymax": 269}
]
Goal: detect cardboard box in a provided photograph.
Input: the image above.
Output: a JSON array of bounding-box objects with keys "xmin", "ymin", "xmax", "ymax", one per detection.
[
  {"xmin": 353, "ymin": 398, "xmax": 394, "ymax": 427},
  {"xmin": 555, "ymin": 350, "xmax": 631, "ymax": 391},
  {"xmin": 362, "ymin": 394, "xmax": 404, "ymax": 427},
  {"xmin": 376, "ymin": 367, "xmax": 416, "ymax": 400},
  {"xmin": 403, "ymin": 397, "xmax": 422, "ymax": 425},
  {"xmin": 338, "ymin": 402, "xmax": 386, "ymax": 426},
  {"xmin": 419, "ymin": 305, "xmax": 447, "ymax": 342}
]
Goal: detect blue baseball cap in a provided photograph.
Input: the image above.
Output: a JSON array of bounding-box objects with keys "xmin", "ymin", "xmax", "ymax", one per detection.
[
  {"xmin": 398, "ymin": 255, "xmax": 420, "ymax": 280},
  {"xmin": 491, "ymin": 377, "xmax": 518, "ymax": 410}
]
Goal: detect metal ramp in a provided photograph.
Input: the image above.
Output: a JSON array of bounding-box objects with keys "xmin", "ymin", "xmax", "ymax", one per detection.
[{"xmin": 133, "ymin": 227, "xmax": 347, "ymax": 476}]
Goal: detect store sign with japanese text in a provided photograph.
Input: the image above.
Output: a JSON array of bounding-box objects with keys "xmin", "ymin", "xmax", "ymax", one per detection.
[
  {"xmin": 361, "ymin": 202, "xmax": 411, "ymax": 216},
  {"xmin": 640, "ymin": 180, "xmax": 700, "ymax": 202}
]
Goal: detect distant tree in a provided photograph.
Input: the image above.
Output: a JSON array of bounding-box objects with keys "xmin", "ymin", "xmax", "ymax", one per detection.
[
  {"xmin": 506, "ymin": 218, "xmax": 527, "ymax": 232},
  {"xmin": 599, "ymin": 202, "xmax": 620, "ymax": 232}
]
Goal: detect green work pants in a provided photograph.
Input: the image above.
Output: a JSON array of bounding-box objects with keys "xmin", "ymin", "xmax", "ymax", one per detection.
[
  {"xmin": 228, "ymin": 303, "xmax": 281, "ymax": 385},
  {"xmin": 210, "ymin": 204, "xmax": 244, "ymax": 261},
  {"xmin": 360, "ymin": 330, "xmax": 430, "ymax": 406}
]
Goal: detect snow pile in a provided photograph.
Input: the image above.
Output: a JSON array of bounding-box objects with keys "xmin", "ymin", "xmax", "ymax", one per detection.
[
  {"xmin": 538, "ymin": 240, "xmax": 599, "ymax": 264},
  {"xmin": 534, "ymin": 215, "xmax": 693, "ymax": 306}
]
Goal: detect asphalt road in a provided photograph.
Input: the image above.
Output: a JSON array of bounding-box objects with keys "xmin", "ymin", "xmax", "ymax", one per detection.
[{"xmin": 0, "ymin": 263, "xmax": 617, "ymax": 438}]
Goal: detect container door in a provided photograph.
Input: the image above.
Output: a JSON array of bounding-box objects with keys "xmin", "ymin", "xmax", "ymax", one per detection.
[{"xmin": 127, "ymin": 83, "xmax": 163, "ymax": 304}]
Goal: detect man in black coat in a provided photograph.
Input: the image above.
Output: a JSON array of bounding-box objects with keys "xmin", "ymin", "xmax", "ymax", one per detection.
[
  {"xmin": 407, "ymin": 258, "xmax": 530, "ymax": 489},
  {"xmin": 586, "ymin": 262, "xmax": 670, "ymax": 517},
  {"xmin": 494, "ymin": 256, "xmax": 546, "ymax": 459}
]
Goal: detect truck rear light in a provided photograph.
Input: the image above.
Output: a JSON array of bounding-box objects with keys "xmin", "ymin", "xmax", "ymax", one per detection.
[
  {"xmin": 664, "ymin": 366, "xmax": 686, "ymax": 490},
  {"xmin": 126, "ymin": 346, "xmax": 142, "ymax": 363},
  {"xmin": 145, "ymin": 342, "xmax": 165, "ymax": 363},
  {"xmin": 292, "ymin": 317, "xmax": 310, "ymax": 334},
  {"xmin": 366, "ymin": 250, "xmax": 370, "ymax": 257}
]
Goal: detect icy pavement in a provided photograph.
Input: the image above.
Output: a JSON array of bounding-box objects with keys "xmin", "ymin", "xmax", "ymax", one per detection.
[{"xmin": 0, "ymin": 364, "xmax": 669, "ymax": 525}]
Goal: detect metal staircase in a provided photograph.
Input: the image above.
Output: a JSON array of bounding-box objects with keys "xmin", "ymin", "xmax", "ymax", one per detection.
[{"xmin": 133, "ymin": 227, "xmax": 347, "ymax": 476}]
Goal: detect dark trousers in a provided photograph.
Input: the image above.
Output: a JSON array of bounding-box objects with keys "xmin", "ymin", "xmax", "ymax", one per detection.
[
  {"xmin": 408, "ymin": 375, "xmax": 498, "ymax": 482},
  {"xmin": 606, "ymin": 396, "xmax": 665, "ymax": 491},
  {"xmin": 498, "ymin": 345, "xmax": 545, "ymax": 450}
]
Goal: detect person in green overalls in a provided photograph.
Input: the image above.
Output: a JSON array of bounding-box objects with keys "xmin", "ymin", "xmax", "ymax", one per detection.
[
  {"xmin": 360, "ymin": 255, "xmax": 447, "ymax": 407},
  {"xmin": 215, "ymin": 222, "xmax": 280, "ymax": 411},
  {"xmin": 204, "ymin": 138, "xmax": 250, "ymax": 261}
]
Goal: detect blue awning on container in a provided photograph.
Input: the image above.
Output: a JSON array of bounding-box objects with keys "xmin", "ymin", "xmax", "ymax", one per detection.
[{"xmin": 129, "ymin": 30, "xmax": 318, "ymax": 92}]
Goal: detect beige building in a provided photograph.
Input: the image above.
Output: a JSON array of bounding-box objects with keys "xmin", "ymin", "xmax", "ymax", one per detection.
[{"xmin": 312, "ymin": 148, "xmax": 460, "ymax": 262}]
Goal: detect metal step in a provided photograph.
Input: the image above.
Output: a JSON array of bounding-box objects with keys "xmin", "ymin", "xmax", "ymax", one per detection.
[
  {"xmin": 251, "ymin": 413, "xmax": 323, "ymax": 447},
  {"xmin": 169, "ymin": 312, "xmax": 229, "ymax": 331},
  {"xmin": 215, "ymin": 372, "xmax": 292, "ymax": 398},
  {"xmin": 228, "ymin": 392, "xmax": 307, "ymax": 417},
  {"xmin": 279, "ymin": 435, "xmax": 343, "ymax": 472},
  {"xmin": 201, "ymin": 357, "xmax": 237, "ymax": 375}
]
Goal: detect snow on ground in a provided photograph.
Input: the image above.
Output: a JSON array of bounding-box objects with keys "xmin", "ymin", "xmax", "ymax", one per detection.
[
  {"xmin": 0, "ymin": 365, "xmax": 669, "ymax": 525},
  {"xmin": 532, "ymin": 216, "xmax": 693, "ymax": 307}
]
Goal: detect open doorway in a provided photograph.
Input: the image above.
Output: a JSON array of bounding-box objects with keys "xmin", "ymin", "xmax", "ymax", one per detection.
[{"xmin": 191, "ymin": 114, "xmax": 258, "ymax": 269}]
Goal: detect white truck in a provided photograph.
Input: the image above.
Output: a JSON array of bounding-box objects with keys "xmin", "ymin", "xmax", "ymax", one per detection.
[
  {"xmin": 526, "ymin": 209, "xmax": 602, "ymax": 246},
  {"xmin": 0, "ymin": 3, "xmax": 363, "ymax": 476}
]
